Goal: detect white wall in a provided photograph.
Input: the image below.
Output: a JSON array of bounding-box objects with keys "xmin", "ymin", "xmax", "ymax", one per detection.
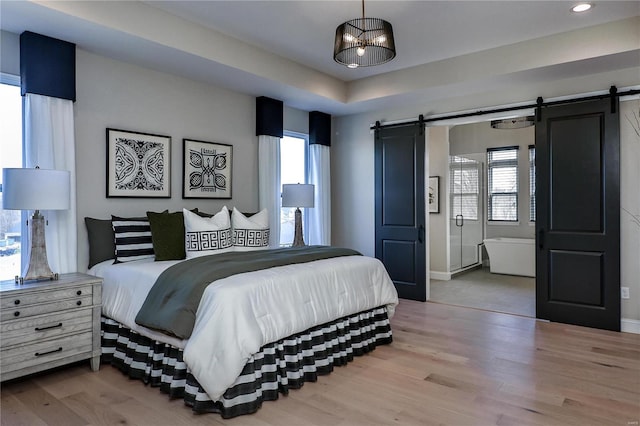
[
  {"xmin": 0, "ymin": 30, "xmax": 20, "ymax": 76},
  {"xmin": 74, "ymin": 50, "xmax": 259, "ymax": 271},
  {"xmin": 284, "ymin": 106, "xmax": 308, "ymax": 135},
  {"xmin": 427, "ymin": 127, "xmax": 449, "ymax": 275},
  {"xmin": 331, "ymin": 113, "xmax": 377, "ymax": 256},
  {"xmin": 620, "ymin": 99, "xmax": 640, "ymax": 322},
  {"xmin": 449, "ymin": 121, "xmax": 535, "ymax": 239}
]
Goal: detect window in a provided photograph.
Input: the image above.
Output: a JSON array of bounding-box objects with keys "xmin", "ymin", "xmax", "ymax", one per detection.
[
  {"xmin": 487, "ymin": 146, "xmax": 519, "ymax": 221},
  {"xmin": 450, "ymin": 156, "xmax": 479, "ymax": 221},
  {"xmin": 0, "ymin": 81, "xmax": 23, "ymax": 280},
  {"xmin": 529, "ymin": 145, "xmax": 535, "ymax": 222},
  {"xmin": 279, "ymin": 132, "xmax": 308, "ymax": 246}
]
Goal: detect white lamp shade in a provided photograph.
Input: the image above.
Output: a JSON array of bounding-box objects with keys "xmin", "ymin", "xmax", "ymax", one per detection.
[
  {"xmin": 2, "ymin": 168, "xmax": 70, "ymax": 211},
  {"xmin": 282, "ymin": 184, "xmax": 314, "ymax": 208}
]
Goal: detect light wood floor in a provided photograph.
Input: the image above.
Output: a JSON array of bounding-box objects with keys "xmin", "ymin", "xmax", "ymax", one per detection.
[{"xmin": 2, "ymin": 300, "xmax": 639, "ymax": 426}]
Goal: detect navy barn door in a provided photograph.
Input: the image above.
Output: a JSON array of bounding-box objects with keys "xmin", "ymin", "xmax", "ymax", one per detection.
[
  {"xmin": 535, "ymin": 98, "xmax": 620, "ymax": 331},
  {"xmin": 375, "ymin": 123, "xmax": 426, "ymax": 301}
]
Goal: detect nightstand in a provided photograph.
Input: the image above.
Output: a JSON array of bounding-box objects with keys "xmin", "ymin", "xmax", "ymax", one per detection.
[{"xmin": 0, "ymin": 273, "xmax": 102, "ymax": 382}]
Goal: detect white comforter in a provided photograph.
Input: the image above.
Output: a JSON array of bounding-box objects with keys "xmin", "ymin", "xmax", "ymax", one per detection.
[{"xmin": 90, "ymin": 254, "xmax": 398, "ymax": 400}]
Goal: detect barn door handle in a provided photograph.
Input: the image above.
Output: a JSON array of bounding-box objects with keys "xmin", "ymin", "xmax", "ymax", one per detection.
[
  {"xmin": 418, "ymin": 225, "xmax": 424, "ymax": 243},
  {"xmin": 538, "ymin": 229, "xmax": 544, "ymax": 249}
]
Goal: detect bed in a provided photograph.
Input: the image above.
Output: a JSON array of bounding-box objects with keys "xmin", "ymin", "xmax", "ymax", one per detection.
[{"xmin": 89, "ymin": 246, "xmax": 398, "ymax": 418}]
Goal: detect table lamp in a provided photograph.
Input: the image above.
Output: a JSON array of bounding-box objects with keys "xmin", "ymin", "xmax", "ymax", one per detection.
[
  {"xmin": 2, "ymin": 167, "xmax": 70, "ymax": 284},
  {"xmin": 281, "ymin": 184, "xmax": 314, "ymax": 247}
]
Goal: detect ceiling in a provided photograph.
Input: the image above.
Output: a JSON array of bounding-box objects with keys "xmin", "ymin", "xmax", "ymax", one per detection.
[{"xmin": 1, "ymin": 1, "xmax": 639, "ymax": 116}]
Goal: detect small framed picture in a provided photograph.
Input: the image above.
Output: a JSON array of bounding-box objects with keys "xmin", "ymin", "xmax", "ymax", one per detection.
[
  {"xmin": 429, "ymin": 176, "xmax": 440, "ymax": 213},
  {"xmin": 183, "ymin": 139, "xmax": 232, "ymax": 199},
  {"xmin": 106, "ymin": 128, "xmax": 171, "ymax": 198}
]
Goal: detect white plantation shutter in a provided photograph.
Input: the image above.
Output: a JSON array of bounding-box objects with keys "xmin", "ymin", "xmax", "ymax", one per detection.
[
  {"xmin": 487, "ymin": 146, "xmax": 519, "ymax": 221},
  {"xmin": 450, "ymin": 156, "xmax": 480, "ymax": 220},
  {"xmin": 529, "ymin": 145, "xmax": 536, "ymax": 222}
]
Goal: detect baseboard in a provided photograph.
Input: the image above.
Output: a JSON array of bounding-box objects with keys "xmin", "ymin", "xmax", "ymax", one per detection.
[
  {"xmin": 430, "ymin": 271, "xmax": 451, "ymax": 281},
  {"xmin": 621, "ymin": 318, "xmax": 640, "ymax": 334}
]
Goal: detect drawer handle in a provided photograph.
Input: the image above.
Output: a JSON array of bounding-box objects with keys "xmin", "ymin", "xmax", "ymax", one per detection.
[
  {"xmin": 76, "ymin": 301, "xmax": 82, "ymax": 306},
  {"xmin": 76, "ymin": 290, "xmax": 82, "ymax": 296},
  {"xmin": 14, "ymin": 311, "xmax": 20, "ymax": 317},
  {"xmin": 35, "ymin": 323, "xmax": 63, "ymax": 332},
  {"xmin": 35, "ymin": 347, "xmax": 63, "ymax": 357},
  {"xmin": 14, "ymin": 299, "xmax": 20, "ymax": 305}
]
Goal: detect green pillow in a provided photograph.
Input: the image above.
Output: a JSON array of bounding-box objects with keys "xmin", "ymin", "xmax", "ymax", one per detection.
[
  {"xmin": 85, "ymin": 217, "xmax": 116, "ymax": 269},
  {"xmin": 147, "ymin": 211, "xmax": 186, "ymax": 261}
]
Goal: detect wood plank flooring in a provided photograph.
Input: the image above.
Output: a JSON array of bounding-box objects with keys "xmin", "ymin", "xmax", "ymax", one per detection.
[{"xmin": 2, "ymin": 300, "xmax": 639, "ymax": 425}]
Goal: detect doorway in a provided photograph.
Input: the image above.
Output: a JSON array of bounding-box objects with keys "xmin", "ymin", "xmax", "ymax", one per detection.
[{"xmin": 429, "ymin": 119, "xmax": 536, "ymax": 317}]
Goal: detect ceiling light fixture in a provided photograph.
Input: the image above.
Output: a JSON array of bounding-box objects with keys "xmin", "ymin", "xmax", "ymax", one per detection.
[
  {"xmin": 572, "ymin": 3, "xmax": 592, "ymax": 12},
  {"xmin": 333, "ymin": 0, "xmax": 396, "ymax": 68},
  {"xmin": 490, "ymin": 116, "xmax": 535, "ymax": 129}
]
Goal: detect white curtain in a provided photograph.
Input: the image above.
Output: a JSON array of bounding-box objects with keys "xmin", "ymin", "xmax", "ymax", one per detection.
[
  {"xmin": 308, "ymin": 144, "xmax": 331, "ymax": 245},
  {"xmin": 23, "ymin": 93, "xmax": 77, "ymax": 274},
  {"xmin": 258, "ymin": 135, "xmax": 281, "ymax": 247}
]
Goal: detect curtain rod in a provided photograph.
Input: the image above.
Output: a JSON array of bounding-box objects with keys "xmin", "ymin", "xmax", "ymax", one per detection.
[{"xmin": 371, "ymin": 86, "xmax": 640, "ymax": 131}]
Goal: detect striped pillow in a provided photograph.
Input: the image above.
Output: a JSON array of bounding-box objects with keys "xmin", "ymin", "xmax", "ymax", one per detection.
[{"xmin": 112, "ymin": 215, "xmax": 155, "ymax": 263}]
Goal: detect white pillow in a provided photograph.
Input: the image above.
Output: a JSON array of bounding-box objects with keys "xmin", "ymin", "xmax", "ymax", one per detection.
[
  {"xmin": 183, "ymin": 207, "xmax": 232, "ymax": 258},
  {"xmin": 231, "ymin": 207, "xmax": 270, "ymax": 252}
]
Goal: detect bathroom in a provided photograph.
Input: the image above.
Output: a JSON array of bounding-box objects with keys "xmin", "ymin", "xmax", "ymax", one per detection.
[{"xmin": 427, "ymin": 117, "xmax": 536, "ymax": 317}]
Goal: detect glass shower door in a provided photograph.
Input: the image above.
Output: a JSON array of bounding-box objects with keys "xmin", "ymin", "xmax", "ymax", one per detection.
[{"xmin": 449, "ymin": 156, "xmax": 483, "ymax": 272}]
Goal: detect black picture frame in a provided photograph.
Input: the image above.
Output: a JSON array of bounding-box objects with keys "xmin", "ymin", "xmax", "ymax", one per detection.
[
  {"xmin": 429, "ymin": 176, "xmax": 440, "ymax": 213},
  {"xmin": 106, "ymin": 128, "xmax": 171, "ymax": 198},
  {"xmin": 182, "ymin": 138, "xmax": 233, "ymax": 199}
]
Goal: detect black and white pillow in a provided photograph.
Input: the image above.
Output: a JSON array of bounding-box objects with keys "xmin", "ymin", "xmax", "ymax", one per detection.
[
  {"xmin": 183, "ymin": 207, "xmax": 233, "ymax": 258},
  {"xmin": 112, "ymin": 216, "xmax": 155, "ymax": 263},
  {"xmin": 232, "ymin": 207, "xmax": 270, "ymax": 252}
]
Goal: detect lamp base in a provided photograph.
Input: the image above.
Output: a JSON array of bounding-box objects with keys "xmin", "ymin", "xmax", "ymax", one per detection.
[
  {"xmin": 15, "ymin": 211, "xmax": 59, "ymax": 285},
  {"xmin": 291, "ymin": 207, "xmax": 306, "ymax": 247}
]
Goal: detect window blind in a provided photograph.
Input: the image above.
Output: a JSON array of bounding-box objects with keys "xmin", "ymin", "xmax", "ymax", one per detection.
[
  {"xmin": 487, "ymin": 146, "xmax": 519, "ymax": 221},
  {"xmin": 450, "ymin": 156, "xmax": 479, "ymax": 221},
  {"xmin": 529, "ymin": 145, "xmax": 535, "ymax": 222}
]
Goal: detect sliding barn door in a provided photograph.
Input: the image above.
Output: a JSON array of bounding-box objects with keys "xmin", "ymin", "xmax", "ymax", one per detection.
[
  {"xmin": 535, "ymin": 98, "xmax": 620, "ymax": 331},
  {"xmin": 375, "ymin": 124, "xmax": 426, "ymax": 301}
]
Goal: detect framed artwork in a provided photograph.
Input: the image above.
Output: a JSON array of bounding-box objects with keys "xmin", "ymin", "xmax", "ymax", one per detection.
[
  {"xmin": 183, "ymin": 139, "xmax": 232, "ymax": 199},
  {"xmin": 106, "ymin": 128, "xmax": 171, "ymax": 198},
  {"xmin": 429, "ymin": 176, "xmax": 440, "ymax": 213}
]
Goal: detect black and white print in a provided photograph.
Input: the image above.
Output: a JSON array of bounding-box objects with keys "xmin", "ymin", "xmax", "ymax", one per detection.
[
  {"xmin": 183, "ymin": 139, "xmax": 232, "ymax": 199},
  {"xmin": 233, "ymin": 229, "xmax": 270, "ymax": 249},
  {"xmin": 107, "ymin": 129, "xmax": 171, "ymax": 198},
  {"xmin": 186, "ymin": 229, "xmax": 232, "ymax": 252}
]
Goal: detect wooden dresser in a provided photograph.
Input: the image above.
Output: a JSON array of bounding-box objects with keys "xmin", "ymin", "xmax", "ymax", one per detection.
[{"xmin": 0, "ymin": 273, "xmax": 102, "ymax": 382}]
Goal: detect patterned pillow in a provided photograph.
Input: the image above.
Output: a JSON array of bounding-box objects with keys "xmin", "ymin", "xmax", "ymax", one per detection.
[
  {"xmin": 183, "ymin": 207, "xmax": 232, "ymax": 258},
  {"xmin": 112, "ymin": 215, "xmax": 156, "ymax": 263},
  {"xmin": 231, "ymin": 207, "xmax": 270, "ymax": 252}
]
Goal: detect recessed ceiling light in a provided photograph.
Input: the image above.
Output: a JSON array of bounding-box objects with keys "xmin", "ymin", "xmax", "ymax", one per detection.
[{"xmin": 572, "ymin": 3, "xmax": 592, "ymax": 12}]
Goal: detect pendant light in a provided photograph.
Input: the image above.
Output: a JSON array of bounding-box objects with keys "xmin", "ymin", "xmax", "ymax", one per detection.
[{"xmin": 333, "ymin": 0, "xmax": 396, "ymax": 69}]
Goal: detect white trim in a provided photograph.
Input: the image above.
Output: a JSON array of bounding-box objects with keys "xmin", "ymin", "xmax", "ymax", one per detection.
[
  {"xmin": 0, "ymin": 72, "xmax": 20, "ymax": 86},
  {"xmin": 430, "ymin": 271, "xmax": 451, "ymax": 281},
  {"xmin": 621, "ymin": 318, "xmax": 640, "ymax": 334},
  {"xmin": 487, "ymin": 221, "xmax": 520, "ymax": 226}
]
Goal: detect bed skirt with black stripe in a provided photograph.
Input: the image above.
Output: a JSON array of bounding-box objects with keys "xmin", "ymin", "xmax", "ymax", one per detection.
[{"xmin": 100, "ymin": 306, "xmax": 392, "ymax": 418}]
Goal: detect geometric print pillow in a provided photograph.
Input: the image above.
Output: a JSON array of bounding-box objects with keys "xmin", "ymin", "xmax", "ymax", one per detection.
[
  {"xmin": 183, "ymin": 207, "xmax": 233, "ymax": 259},
  {"xmin": 231, "ymin": 207, "xmax": 270, "ymax": 252},
  {"xmin": 111, "ymin": 215, "xmax": 156, "ymax": 263}
]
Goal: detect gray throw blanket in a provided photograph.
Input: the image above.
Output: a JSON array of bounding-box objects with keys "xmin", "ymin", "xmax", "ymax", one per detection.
[{"xmin": 134, "ymin": 246, "xmax": 361, "ymax": 339}]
